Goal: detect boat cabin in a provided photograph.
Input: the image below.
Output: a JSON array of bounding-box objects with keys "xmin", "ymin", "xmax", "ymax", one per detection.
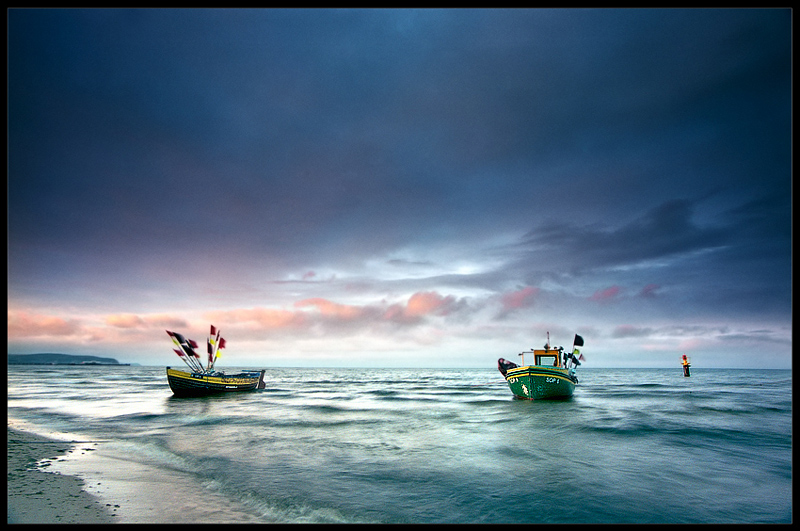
[
  {"xmin": 533, "ymin": 349, "xmax": 561, "ymax": 367},
  {"xmin": 518, "ymin": 348, "xmax": 562, "ymax": 367}
]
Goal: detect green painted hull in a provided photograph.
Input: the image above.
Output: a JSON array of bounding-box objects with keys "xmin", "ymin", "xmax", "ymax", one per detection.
[{"xmin": 504, "ymin": 365, "xmax": 577, "ymax": 400}]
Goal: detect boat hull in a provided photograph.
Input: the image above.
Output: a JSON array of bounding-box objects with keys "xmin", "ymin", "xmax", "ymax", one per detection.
[
  {"xmin": 503, "ymin": 366, "xmax": 577, "ymax": 400},
  {"xmin": 166, "ymin": 367, "xmax": 266, "ymax": 397}
]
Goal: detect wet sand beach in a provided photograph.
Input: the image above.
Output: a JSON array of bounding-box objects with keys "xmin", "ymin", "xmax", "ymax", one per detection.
[
  {"xmin": 7, "ymin": 425, "xmax": 115, "ymax": 523},
  {"xmin": 7, "ymin": 421, "xmax": 270, "ymax": 523}
]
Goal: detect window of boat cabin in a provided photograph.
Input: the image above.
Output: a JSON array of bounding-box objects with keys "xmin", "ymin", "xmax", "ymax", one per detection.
[{"xmin": 535, "ymin": 354, "xmax": 559, "ymax": 367}]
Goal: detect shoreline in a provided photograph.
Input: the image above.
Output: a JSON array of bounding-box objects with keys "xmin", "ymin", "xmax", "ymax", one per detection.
[
  {"xmin": 7, "ymin": 425, "xmax": 116, "ymax": 523},
  {"xmin": 7, "ymin": 420, "xmax": 271, "ymax": 523}
]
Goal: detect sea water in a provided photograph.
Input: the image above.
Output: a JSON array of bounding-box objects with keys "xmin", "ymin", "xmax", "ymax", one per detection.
[{"xmin": 6, "ymin": 365, "xmax": 792, "ymax": 523}]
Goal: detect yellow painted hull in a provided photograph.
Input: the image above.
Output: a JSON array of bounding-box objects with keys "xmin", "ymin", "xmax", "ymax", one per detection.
[{"xmin": 166, "ymin": 367, "xmax": 265, "ymax": 397}]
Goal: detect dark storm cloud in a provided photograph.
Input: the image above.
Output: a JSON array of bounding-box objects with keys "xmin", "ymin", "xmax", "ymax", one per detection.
[
  {"xmin": 7, "ymin": 8, "xmax": 791, "ymax": 366},
  {"xmin": 509, "ymin": 190, "xmax": 790, "ymax": 320},
  {"xmin": 9, "ymin": 10, "xmax": 464, "ymax": 260},
  {"xmin": 9, "ymin": 9, "xmax": 790, "ymax": 260},
  {"xmin": 520, "ymin": 198, "xmax": 730, "ymax": 271}
]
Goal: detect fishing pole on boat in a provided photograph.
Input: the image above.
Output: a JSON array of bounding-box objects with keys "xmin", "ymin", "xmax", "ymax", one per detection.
[
  {"xmin": 167, "ymin": 330, "xmax": 195, "ymax": 371},
  {"xmin": 172, "ymin": 348, "xmax": 196, "ymax": 371},
  {"xmin": 212, "ymin": 331, "xmax": 222, "ymax": 371},
  {"xmin": 184, "ymin": 337, "xmax": 205, "ymax": 373},
  {"xmin": 174, "ymin": 344, "xmax": 202, "ymax": 372},
  {"xmin": 166, "ymin": 330, "xmax": 205, "ymax": 373},
  {"xmin": 188, "ymin": 337, "xmax": 205, "ymax": 372},
  {"xmin": 207, "ymin": 325, "xmax": 217, "ymax": 372},
  {"xmin": 207, "ymin": 325, "xmax": 226, "ymax": 372},
  {"xmin": 214, "ymin": 336, "xmax": 226, "ymax": 369}
]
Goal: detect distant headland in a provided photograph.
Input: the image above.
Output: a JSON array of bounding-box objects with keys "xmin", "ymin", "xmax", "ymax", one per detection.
[{"xmin": 7, "ymin": 353, "xmax": 130, "ymax": 366}]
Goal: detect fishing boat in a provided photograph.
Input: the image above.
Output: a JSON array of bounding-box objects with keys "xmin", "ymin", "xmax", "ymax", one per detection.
[
  {"xmin": 497, "ymin": 333, "xmax": 584, "ymax": 400},
  {"xmin": 165, "ymin": 326, "xmax": 266, "ymax": 397},
  {"xmin": 166, "ymin": 367, "xmax": 266, "ymax": 397}
]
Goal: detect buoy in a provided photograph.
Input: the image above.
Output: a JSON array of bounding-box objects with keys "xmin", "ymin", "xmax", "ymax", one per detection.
[{"xmin": 681, "ymin": 354, "xmax": 691, "ymax": 377}]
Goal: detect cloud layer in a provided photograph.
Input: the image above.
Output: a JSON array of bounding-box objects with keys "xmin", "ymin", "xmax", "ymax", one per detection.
[{"xmin": 7, "ymin": 9, "xmax": 791, "ymax": 368}]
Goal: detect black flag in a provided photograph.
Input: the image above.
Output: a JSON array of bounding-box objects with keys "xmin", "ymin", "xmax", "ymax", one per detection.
[{"xmin": 574, "ymin": 334, "xmax": 584, "ymax": 347}]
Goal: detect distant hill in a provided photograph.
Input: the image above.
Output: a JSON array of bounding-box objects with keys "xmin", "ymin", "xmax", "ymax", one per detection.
[{"xmin": 8, "ymin": 353, "xmax": 124, "ymax": 365}]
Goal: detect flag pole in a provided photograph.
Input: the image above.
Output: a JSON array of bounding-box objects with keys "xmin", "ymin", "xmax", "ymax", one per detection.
[
  {"xmin": 208, "ymin": 326, "xmax": 220, "ymax": 372},
  {"xmin": 173, "ymin": 348, "xmax": 196, "ymax": 371},
  {"xmin": 168, "ymin": 330, "xmax": 201, "ymax": 372},
  {"xmin": 186, "ymin": 347, "xmax": 202, "ymax": 373},
  {"xmin": 207, "ymin": 326, "xmax": 215, "ymax": 373},
  {"xmin": 212, "ymin": 333, "xmax": 225, "ymax": 371},
  {"xmin": 184, "ymin": 338, "xmax": 203, "ymax": 372},
  {"xmin": 570, "ymin": 337, "xmax": 575, "ymax": 369},
  {"xmin": 183, "ymin": 346, "xmax": 202, "ymax": 373},
  {"xmin": 213, "ymin": 329, "xmax": 220, "ymax": 371},
  {"xmin": 188, "ymin": 338, "xmax": 204, "ymax": 373},
  {"xmin": 569, "ymin": 334, "xmax": 585, "ymax": 368}
]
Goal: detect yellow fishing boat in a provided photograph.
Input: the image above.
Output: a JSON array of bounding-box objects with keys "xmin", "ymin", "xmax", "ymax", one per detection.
[{"xmin": 165, "ymin": 326, "xmax": 266, "ymax": 397}]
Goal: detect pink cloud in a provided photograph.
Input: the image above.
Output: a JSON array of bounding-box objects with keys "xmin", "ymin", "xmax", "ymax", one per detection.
[
  {"xmin": 382, "ymin": 303, "xmax": 406, "ymax": 322},
  {"xmin": 383, "ymin": 291, "xmax": 462, "ymax": 324},
  {"xmin": 106, "ymin": 313, "xmax": 188, "ymax": 329},
  {"xmin": 148, "ymin": 315, "xmax": 190, "ymax": 328},
  {"xmin": 639, "ymin": 284, "xmax": 660, "ymax": 298},
  {"xmin": 293, "ymin": 292, "xmax": 462, "ymax": 326},
  {"xmin": 500, "ymin": 286, "xmax": 539, "ymax": 312},
  {"xmin": 7, "ymin": 311, "xmax": 82, "ymax": 338},
  {"xmin": 589, "ymin": 285, "xmax": 622, "ymax": 302},
  {"xmin": 206, "ymin": 308, "xmax": 307, "ymax": 329},
  {"xmin": 677, "ymin": 338, "xmax": 706, "ymax": 350},
  {"xmin": 8, "ymin": 291, "xmax": 472, "ymax": 351},
  {"xmin": 405, "ymin": 291, "xmax": 457, "ymax": 317},
  {"xmin": 105, "ymin": 314, "xmax": 145, "ymax": 328},
  {"xmin": 302, "ymin": 271, "xmax": 316, "ymax": 280},
  {"xmin": 295, "ymin": 298, "xmax": 365, "ymax": 320}
]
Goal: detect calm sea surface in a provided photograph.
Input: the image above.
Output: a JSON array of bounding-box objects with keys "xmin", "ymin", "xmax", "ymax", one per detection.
[{"xmin": 7, "ymin": 365, "xmax": 792, "ymax": 523}]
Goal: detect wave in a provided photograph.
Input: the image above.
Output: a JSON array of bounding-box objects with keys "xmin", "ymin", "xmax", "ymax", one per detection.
[
  {"xmin": 214, "ymin": 481, "xmax": 376, "ymax": 523},
  {"xmin": 8, "ymin": 365, "xmax": 792, "ymax": 524}
]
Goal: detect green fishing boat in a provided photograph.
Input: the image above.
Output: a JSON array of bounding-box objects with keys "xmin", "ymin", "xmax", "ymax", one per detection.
[{"xmin": 498, "ymin": 333, "xmax": 584, "ymax": 400}]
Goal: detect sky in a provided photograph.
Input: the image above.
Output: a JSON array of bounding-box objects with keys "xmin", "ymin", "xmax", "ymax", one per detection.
[{"xmin": 7, "ymin": 8, "xmax": 792, "ymax": 369}]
